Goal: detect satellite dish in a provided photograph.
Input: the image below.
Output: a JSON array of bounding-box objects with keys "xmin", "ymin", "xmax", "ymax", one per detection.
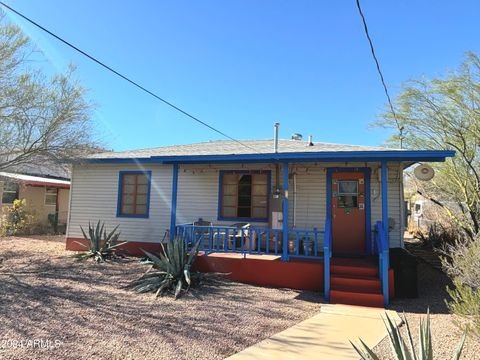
[{"xmin": 414, "ymin": 164, "xmax": 435, "ymax": 181}]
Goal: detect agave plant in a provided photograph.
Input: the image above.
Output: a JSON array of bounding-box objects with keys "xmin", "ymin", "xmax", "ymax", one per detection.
[
  {"xmin": 351, "ymin": 311, "xmax": 466, "ymax": 360},
  {"xmin": 74, "ymin": 221, "xmax": 125, "ymax": 262},
  {"xmin": 127, "ymin": 236, "xmax": 202, "ymax": 299}
]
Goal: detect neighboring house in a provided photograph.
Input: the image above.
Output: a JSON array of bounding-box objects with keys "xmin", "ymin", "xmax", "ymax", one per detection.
[
  {"xmin": 65, "ymin": 137, "xmax": 453, "ymax": 307},
  {"xmin": 0, "ymin": 171, "xmax": 70, "ymax": 229}
]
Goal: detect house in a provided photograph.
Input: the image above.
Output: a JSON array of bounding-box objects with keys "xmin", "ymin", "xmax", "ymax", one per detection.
[
  {"xmin": 0, "ymin": 156, "xmax": 71, "ymax": 230},
  {"xmin": 65, "ymin": 135, "xmax": 454, "ymax": 307},
  {"xmin": 0, "ymin": 172, "xmax": 70, "ymax": 230}
]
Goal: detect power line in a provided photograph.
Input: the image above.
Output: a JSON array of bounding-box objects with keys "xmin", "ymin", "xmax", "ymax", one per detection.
[
  {"xmin": 0, "ymin": 1, "xmax": 258, "ymax": 152},
  {"xmin": 355, "ymin": 0, "xmax": 404, "ymax": 148}
]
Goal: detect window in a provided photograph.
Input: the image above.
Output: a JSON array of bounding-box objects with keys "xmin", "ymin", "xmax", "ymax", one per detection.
[
  {"xmin": 337, "ymin": 180, "xmax": 358, "ymax": 208},
  {"xmin": 117, "ymin": 171, "xmax": 151, "ymax": 217},
  {"xmin": 45, "ymin": 187, "xmax": 57, "ymax": 206},
  {"xmin": 1, "ymin": 181, "xmax": 19, "ymax": 204},
  {"xmin": 415, "ymin": 203, "xmax": 422, "ymax": 214},
  {"xmin": 220, "ymin": 171, "xmax": 269, "ymax": 220}
]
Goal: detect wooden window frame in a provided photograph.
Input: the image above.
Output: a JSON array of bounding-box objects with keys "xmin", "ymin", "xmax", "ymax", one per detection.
[
  {"xmin": 116, "ymin": 171, "xmax": 152, "ymax": 218},
  {"xmin": 218, "ymin": 170, "xmax": 270, "ymax": 222}
]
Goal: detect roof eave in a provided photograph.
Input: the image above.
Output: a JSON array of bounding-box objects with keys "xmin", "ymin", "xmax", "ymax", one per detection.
[{"xmin": 84, "ymin": 150, "xmax": 455, "ymax": 164}]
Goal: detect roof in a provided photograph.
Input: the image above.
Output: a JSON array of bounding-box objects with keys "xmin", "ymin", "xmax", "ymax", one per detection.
[
  {"xmin": 0, "ymin": 172, "xmax": 70, "ymax": 189},
  {"xmin": 0, "ymin": 154, "xmax": 70, "ymax": 180},
  {"xmin": 85, "ymin": 139, "xmax": 455, "ymax": 164},
  {"xmin": 89, "ymin": 139, "xmax": 391, "ymax": 159}
]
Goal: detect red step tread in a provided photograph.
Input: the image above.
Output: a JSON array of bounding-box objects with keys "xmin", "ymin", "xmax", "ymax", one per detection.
[
  {"xmin": 331, "ymin": 274, "xmax": 381, "ymax": 292},
  {"xmin": 331, "ymin": 264, "xmax": 378, "ymax": 277},
  {"xmin": 331, "ymin": 257, "xmax": 377, "ymax": 267},
  {"xmin": 328, "ymin": 257, "xmax": 392, "ymax": 307},
  {"xmin": 330, "ymin": 289, "xmax": 384, "ymax": 308},
  {"xmin": 331, "ymin": 283, "xmax": 382, "ymax": 294}
]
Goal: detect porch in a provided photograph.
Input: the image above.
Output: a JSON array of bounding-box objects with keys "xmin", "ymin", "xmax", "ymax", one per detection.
[
  {"xmin": 167, "ymin": 158, "xmax": 397, "ymax": 307},
  {"xmin": 152, "ymin": 144, "xmax": 452, "ymax": 307},
  {"xmin": 176, "ymin": 219, "xmax": 392, "ymax": 307}
]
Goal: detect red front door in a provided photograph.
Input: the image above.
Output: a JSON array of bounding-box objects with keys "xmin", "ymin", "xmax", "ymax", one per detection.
[{"xmin": 331, "ymin": 172, "xmax": 366, "ymax": 254}]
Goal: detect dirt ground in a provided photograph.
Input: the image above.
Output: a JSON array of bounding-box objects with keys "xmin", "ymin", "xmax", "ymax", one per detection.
[
  {"xmin": 1, "ymin": 236, "xmax": 479, "ymax": 359},
  {"xmin": 374, "ymin": 259, "xmax": 480, "ymax": 359},
  {"xmin": 0, "ymin": 236, "xmax": 322, "ymax": 360}
]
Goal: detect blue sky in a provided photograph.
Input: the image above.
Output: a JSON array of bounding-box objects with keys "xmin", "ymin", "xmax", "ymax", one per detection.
[{"xmin": 4, "ymin": 1, "xmax": 479, "ymax": 151}]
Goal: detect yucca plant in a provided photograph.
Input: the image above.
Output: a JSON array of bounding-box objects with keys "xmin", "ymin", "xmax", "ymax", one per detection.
[
  {"xmin": 127, "ymin": 236, "xmax": 202, "ymax": 299},
  {"xmin": 74, "ymin": 221, "xmax": 126, "ymax": 262},
  {"xmin": 351, "ymin": 311, "xmax": 466, "ymax": 360}
]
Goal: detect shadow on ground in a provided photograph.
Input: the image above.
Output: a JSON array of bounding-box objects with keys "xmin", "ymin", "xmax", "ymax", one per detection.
[{"xmin": 0, "ymin": 240, "xmax": 323, "ymax": 360}]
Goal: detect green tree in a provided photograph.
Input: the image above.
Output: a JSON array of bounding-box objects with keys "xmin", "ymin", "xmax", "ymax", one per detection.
[
  {"xmin": 0, "ymin": 13, "xmax": 96, "ymax": 171},
  {"xmin": 376, "ymin": 52, "xmax": 480, "ymax": 238}
]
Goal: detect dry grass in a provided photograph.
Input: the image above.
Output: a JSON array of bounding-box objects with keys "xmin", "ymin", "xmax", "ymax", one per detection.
[{"xmin": 0, "ymin": 236, "xmax": 322, "ymax": 360}]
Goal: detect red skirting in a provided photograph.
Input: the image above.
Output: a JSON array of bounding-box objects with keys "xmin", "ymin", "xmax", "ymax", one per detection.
[
  {"xmin": 66, "ymin": 238, "xmax": 395, "ymax": 298},
  {"xmin": 194, "ymin": 254, "xmax": 324, "ymax": 291}
]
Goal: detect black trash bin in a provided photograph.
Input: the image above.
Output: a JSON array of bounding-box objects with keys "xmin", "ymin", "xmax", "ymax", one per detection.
[{"xmin": 390, "ymin": 248, "xmax": 418, "ymax": 298}]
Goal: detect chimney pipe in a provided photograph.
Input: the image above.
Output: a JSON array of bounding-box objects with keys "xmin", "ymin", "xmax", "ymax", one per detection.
[
  {"xmin": 274, "ymin": 123, "xmax": 280, "ymax": 153},
  {"xmin": 308, "ymin": 135, "xmax": 313, "ymax": 146}
]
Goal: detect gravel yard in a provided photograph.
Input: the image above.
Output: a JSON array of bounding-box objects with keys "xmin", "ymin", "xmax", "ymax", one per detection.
[
  {"xmin": 374, "ymin": 260, "xmax": 480, "ymax": 359},
  {"xmin": 0, "ymin": 236, "xmax": 322, "ymax": 360}
]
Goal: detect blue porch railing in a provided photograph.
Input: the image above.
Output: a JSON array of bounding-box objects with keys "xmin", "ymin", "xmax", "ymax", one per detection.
[
  {"xmin": 175, "ymin": 224, "xmax": 324, "ymax": 259},
  {"xmin": 323, "ymin": 218, "xmax": 332, "ymax": 302},
  {"xmin": 374, "ymin": 220, "xmax": 389, "ymax": 306}
]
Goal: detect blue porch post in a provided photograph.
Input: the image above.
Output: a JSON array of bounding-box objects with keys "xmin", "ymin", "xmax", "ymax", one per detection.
[
  {"xmin": 169, "ymin": 163, "xmax": 179, "ymax": 241},
  {"xmin": 282, "ymin": 162, "xmax": 289, "ymax": 261},
  {"xmin": 381, "ymin": 160, "xmax": 389, "ymax": 246},
  {"xmin": 381, "ymin": 160, "xmax": 389, "ymax": 305}
]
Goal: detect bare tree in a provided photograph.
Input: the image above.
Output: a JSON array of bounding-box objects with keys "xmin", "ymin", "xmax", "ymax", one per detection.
[
  {"xmin": 0, "ymin": 13, "xmax": 97, "ymax": 171},
  {"xmin": 376, "ymin": 52, "xmax": 480, "ymax": 238}
]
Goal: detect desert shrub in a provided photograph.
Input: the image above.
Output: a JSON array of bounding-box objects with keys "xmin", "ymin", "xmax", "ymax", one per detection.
[
  {"xmin": 0, "ymin": 199, "xmax": 37, "ymax": 236},
  {"xmin": 416, "ymin": 223, "xmax": 459, "ymax": 249},
  {"xmin": 443, "ymin": 237, "xmax": 480, "ymax": 338},
  {"xmin": 74, "ymin": 221, "xmax": 125, "ymax": 262},
  {"xmin": 127, "ymin": 237, "xmax": 202, "ymax": 299},
  {"xmin": 352, "ymin": 311, "xmax": 465, "ymax": 360}
]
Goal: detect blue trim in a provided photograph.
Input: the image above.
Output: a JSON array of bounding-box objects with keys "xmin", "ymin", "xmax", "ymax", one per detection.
[
  {"xmin": 217, "ymin": 170, "xmax": 271, "ymax": 222},
  {"xmin": 326, "ymin": 167, "xmax": 372, "ymax": 255},
  {"xmin": 365, "ymin": 169, "xmax": 372, "ymax": 255},
  {"xmin": 87, "ymin": 149, "xmax": 455, "ymax": 164},
  {"xmin": 169, "ymin": 164, "xmax": 179, "ymax": 240},
  {"xmin": 381, "ymin": 160, "xmax": 389, "ymax": 245},
  {"xmin": 282, "ymin": 162, "xmax": 289, "ymax": 262},
  {"xmin": 116, "ymin": 170, "xmax": 152, "ymax": 219}
]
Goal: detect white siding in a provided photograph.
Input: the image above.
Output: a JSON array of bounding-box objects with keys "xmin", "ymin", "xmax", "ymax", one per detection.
[
  {"xmin": 176, "ymin": 164, "xmax": 276, "ymax": 226},
  {"xmin": 67, "ymin": 163, "xmax": 172, "ymax": 243},
  {"xmin": 68, "ymin": 161, "xmax": 404, "ymax": 248}
]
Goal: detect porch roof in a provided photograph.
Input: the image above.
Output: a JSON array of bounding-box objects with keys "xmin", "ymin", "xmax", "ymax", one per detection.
[
  {"xmin": 0, "ymin": 172, "xmax": 71, "ymax": 189},
  {"xmin": 85, "ymin": 139, "xmax": 454, "ymax": 164}
]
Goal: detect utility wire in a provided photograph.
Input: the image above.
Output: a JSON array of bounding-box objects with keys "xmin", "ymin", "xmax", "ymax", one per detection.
[
  {"xmin": 0, "ymin": 1, "xmax": 258, "ymax": 152},
  {"xmin": 355, "ymin": 0, "xmax": 404, "ymax": 148}
]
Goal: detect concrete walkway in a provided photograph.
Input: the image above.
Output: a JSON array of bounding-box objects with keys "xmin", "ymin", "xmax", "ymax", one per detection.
[{"xmin": 228, "ymin": 304, "xmax": 402, "ymax": 360}]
